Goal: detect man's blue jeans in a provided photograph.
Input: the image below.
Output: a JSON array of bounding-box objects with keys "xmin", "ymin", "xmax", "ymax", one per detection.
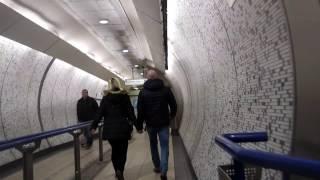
[{"xmin": 147, "ymin": 126, "xmax": 169, "ymax": 175}]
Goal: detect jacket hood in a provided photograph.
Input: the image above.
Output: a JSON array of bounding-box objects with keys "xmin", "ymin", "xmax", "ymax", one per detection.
[{"xmin": 144, "ymin": 79, "xmax": 164, "ymax": 91}]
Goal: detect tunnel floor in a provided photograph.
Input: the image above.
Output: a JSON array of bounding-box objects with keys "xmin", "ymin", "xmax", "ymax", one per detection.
[{"xmin": 2, "ymin": 132, "xmax": 175, "ymax": 180}]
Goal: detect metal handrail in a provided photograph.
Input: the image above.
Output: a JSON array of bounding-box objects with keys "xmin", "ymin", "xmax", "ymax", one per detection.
[
  {"xmin": 215, "ymin": 132, "xmax": 320, "ymax": 179},
  {"xmin": 0, "ymin": 120, "xmax": 104, "ymax": 180},
  {"xmin": 222, "ymin": 132, "xmax": 268, "ymax": 143},
  {"xmin": 0, "ymin": 121, "xmax": 91, "ymax": 151}
]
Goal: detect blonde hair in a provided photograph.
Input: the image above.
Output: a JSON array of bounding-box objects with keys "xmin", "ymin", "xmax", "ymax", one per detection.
[{"xmin": 107, "ymin": 77, "xmax": 126, "ymax": 94}]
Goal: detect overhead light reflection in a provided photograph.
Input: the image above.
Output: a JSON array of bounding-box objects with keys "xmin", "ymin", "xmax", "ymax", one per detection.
[{"xmin": 99, "ymin": 19, "xmax": 109, "ymax": 24}]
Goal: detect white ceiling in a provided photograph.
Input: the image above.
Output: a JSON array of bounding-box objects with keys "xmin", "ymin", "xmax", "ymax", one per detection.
[
  {"xmin": 0, "ymin": 2, "xmax": 117, "ymax": 81},
  {"xmin": 58, "ymin": 0, "xmax": 145, "ymax": 65},
  {"xmin": 0, "ymin": 0, "xmax": 165, "ymax": 80}
]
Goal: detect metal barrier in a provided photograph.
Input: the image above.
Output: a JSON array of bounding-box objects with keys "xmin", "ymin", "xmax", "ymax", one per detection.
[
  {"xmin": 215, "ymin": 132, "xmax": 320, "ymax": 180},
  {"xmin": 0, "ymin": 121, "xmax": 104, "ymax": 180}
]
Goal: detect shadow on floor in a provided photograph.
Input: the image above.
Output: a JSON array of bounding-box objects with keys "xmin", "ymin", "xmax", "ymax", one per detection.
[{"xmin": 82, "ymin": 150, "xmax": 112, "ymax": 180}]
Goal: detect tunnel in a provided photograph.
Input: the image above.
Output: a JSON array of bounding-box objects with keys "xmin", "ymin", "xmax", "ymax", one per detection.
[{"xmin": 0, "ymin": 0, "xmax": 320, "ymax": 180}]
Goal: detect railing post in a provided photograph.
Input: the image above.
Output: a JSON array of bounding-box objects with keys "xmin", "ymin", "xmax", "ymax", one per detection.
[
  {"xmin": 233, "ymin": 159, "xmax": 245, "ymax": 180},
  {"xmin": 98, "ymin": 122, "xmax": 103, "ymax": 161},
  {"xmin": 15, "ymin": 140, "xmax": 41, "ymax": 180},
  {"xmin": 70, "ymin": 130, "xmax": 81, "ymax": 180}
]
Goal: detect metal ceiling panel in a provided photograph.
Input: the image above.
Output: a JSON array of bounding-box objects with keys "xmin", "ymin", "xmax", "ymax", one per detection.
[
  {"xmin": 0, "ymin": 0, "xmax": 165, "ymax": 78},
  {"xmin": 61, "ymin": 0, "xmax": 147, "ymax": 67},
  {"xmin": 0, "ymin": 3, "xmax": 21, "ymax": 33},
  {"xmin": 0, "ymin": 2, "xmax": 118, "ymax": 81},
  {"xmin": 64, "ymin": 0, "xmax": 114, "ymax": 12},
  {"xmin": 2, "ymin": 17, "xmax": 59, "ymax": 52}
]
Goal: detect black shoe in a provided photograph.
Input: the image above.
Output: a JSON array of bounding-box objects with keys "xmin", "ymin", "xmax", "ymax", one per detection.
[
  {"xmin": 116, "ymin": 170, "xmax": 124, "ymax": 180},
  {"xmin": 153, "ymin": 167, "xmax": 161, "ymax": 173},
  {"xmin": 160, "ymin": 175, "xmax": 167, "ymax": 180}
]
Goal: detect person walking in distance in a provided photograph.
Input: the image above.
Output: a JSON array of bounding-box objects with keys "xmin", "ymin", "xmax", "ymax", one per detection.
[
  {"xmin": 136, "ymin": 69, "xmax": 177, "ymax": 180},
  {"xmin": 91, "ymin": 77, "xmax": 137, "ymax": 180},
  {"xmin": 77, "ymin": 89, "xmax": 98, "ymax": 149}
]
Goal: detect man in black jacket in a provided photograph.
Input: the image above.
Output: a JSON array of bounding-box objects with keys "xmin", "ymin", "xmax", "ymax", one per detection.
[
  {"xmin": 136, "ymin": 69, "xmax": 177, "ymax": 180},
  {"xmin": 77, "ymin": 89, "xmax": 98, "ymax": 149}
]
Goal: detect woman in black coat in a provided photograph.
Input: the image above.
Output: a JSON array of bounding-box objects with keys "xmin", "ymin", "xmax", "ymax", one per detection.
[{"xmin": 91, "ymin": 77, "xmax": 137, "ymax": 180}]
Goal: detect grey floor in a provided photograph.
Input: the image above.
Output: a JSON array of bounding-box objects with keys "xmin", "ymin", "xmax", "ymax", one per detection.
[{"xmin": 3, "ymin": 132, "xmax": 175, "ymax": 180}]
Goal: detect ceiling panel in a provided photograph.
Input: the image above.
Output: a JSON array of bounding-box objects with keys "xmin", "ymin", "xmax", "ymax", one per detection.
[
  {"xmin": 77, "ymin": 11, "xmax": 121, "ymax": 25},
  {"xmin": 60, "ymin": 0, "xmax": 144, "ymax": 69},
  {"xmin": 133, "ymin": 0, "xmax": 162, "ymax": 22},
  {"xmin": 64, "ymin": 0, "xmax": 114, "ymax": 11},
  {"xmin": 0, "ymin": 0, "xmax": 164, "ymax": 78},
  {"xmin": 95, "ymin": 24, "xmax": 125, "ymax": 32},
  {"xmin": 0, "ymin": 3, "xmax": 21, "ymax": 33},
  {"xmin": 2, "ymin": 18, "xmax": 59, "ymax": 52}
]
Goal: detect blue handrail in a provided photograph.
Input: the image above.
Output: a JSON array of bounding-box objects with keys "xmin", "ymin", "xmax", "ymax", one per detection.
[
  {"xmin": 215, "ymin": 132, "xmax": 320, "ymax": 179},
  {"xmin": 223, "ymin": 132, "xmax": 268, "ymax": 143},
  {"xmin": 0, "ymin": 121, "xmax": 92, "ymax": 151}
]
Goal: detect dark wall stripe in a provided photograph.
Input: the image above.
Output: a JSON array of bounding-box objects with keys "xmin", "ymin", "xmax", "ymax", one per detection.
[
  {"xmin": 173, "ymin": 133, "xmax": 198, "ymax": 180},
  {"xmin": 37, "ymin": 57, "xmax": 55, "ymax": 132},
  {"xmin": 161, "ymin": 0, "xmax": 168, "ymax": 69}
]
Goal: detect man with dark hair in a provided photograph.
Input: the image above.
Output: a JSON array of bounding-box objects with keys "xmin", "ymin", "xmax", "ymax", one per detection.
[
  {"xmin": 77, "ymin": 89, "xmax": 98, "ymax": 149},
  {"xmin": 136, "ymin": 69, "xmax": 177, "ymax": 180}
]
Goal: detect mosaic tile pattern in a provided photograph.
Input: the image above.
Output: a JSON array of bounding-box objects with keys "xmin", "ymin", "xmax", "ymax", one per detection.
[
  {"xmin": 41, "ymin": 59, "xmax": 106, "ymax": 147},
  {"xmin": 0, "ymin": 36, "xmax": 53, "ymax": 163},
  {"xmin": 167, "ymin": 0, "xmax": 295, "ymax": 179},
  {"xmin": 0, "ymin": 36, "xmax": 107, "ymax": 166}
]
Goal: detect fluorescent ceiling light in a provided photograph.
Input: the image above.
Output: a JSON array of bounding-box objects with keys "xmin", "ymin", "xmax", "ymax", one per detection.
[
  {"xmin": 134, "ymin": 65, "xmax": 139, "ymax": 68},
  {"xmin": 122, "ymin": 49, "xmax": 129, "ymax": 53},
  {"xmin": 99, "ymin": 19, "xmax": 109, "ymax": 24}
]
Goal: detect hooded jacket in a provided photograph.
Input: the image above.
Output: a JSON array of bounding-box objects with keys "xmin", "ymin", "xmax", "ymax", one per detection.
[{"xmin": 136, "ymin": 79, "xmax": 177, "ymax": 130}]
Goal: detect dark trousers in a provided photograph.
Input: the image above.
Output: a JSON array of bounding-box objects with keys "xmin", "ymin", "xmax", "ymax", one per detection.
[
  {"xmin": 83, "ymin": 126, "xmax": 93, "ymax": 146},
  {"xmin": 108, "ymin": 139, "xmax": 129, "ymax": 172}
]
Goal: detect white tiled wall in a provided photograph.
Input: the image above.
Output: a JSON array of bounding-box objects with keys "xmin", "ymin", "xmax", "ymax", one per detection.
[
  {"xmin": 167, "ymin": 0, "xmax": 295, "ymax": 179},
  {"xmin": 0, "ymin": 36, "xmax": 107, "ymax": 166}
]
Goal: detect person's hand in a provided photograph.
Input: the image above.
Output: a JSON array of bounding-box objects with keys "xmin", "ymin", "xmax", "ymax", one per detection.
[{"xmin": 91, "ymin": 129, "xmax": 96, "ymax": 135}]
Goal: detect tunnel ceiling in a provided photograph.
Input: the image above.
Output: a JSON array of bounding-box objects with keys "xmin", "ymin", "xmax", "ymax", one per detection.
[{"xmin": 0, "ymin": 0, "xmax": 165, "ymax": 80}]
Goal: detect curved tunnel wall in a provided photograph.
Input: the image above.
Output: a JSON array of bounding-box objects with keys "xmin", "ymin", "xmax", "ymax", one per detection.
[
  {"xmin": 167, "ymin": 0, "xmax": 295, "ymax": 179},
  {"xmin": 0, "ymin": 36, "xmax": 106, "ymax": 166}
]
